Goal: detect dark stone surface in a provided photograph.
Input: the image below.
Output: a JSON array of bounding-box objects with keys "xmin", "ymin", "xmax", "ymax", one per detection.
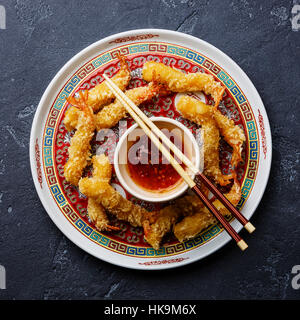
[{"xmin": 0, "ymin": 0, "xmax": 299, "ymax": 300}]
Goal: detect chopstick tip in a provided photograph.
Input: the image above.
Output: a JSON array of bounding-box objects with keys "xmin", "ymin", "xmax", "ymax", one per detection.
[
  {"xmin": 237, "ymin": 239, "xmax": 248, "ymax": 251},
  {"xmin": 244, "ymin": 222, "xmax": 255, "ymax": 234}
]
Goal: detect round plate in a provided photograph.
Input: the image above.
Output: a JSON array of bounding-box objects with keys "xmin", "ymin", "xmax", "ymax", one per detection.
[{"xmin": 30, "ymin": 29, "xmax": 272, "ymax": 270}]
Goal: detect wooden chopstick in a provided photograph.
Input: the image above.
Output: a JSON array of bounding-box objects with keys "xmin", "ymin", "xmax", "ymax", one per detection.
[
  {"xmin": 195, "ymin": 173, "xmax": 255, "ymax": 233},
  {"xmin": 102, "ymin": 74, "xmax": 248, "ymax": 251},
  {"xmin": 103, "ymin": 74, "xmax": 255, "ymax": 234}
]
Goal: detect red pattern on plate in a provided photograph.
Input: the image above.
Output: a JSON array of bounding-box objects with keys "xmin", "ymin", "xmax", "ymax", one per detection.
[
  {"xmin": 258, "ymin": 109, "xmax": 267, "ymax": 159},
  {"xmin": 108, "ymin": 34, "xmax": 159, "ymax": 44},
  {"xmin": 138, "ymin": 257, "xmax": 189, "ymax": 265},
  {"xmin": 35, "ymin": 139, "xmax": 43, "ymax": 189}
]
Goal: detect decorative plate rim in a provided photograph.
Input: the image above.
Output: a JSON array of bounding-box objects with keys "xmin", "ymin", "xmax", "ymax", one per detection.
[{"xmin": 29, "ymin": 29, "xmax": 272, "ymax": 270}]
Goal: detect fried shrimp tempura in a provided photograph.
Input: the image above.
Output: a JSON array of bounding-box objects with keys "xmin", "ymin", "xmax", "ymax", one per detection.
[
  {"xmin": 85, "ymin": 155, "xmax": 119, "ymax": 231},
  {"xmin": 87, "ymin": 198, "xmax": 110, "ymax": 231},
  {"xmin": 143, "ymin": 205, "xmax": 181, "ymax": 250},
  {"xmin": 213, "ymin": 110, "xmax": 246, "ymax": 170},
  {"xmin": 88, "ymin": 56, "xmax": 131, "ymax": 112},
  {"xmin": 201, "ymin": 120, "xmax": 232, "ymax": 186},
  {"xmin": 174, "ymin": 207, "xmax": 215, "ymax": 243},
  {"xmin": 79, "ymin": 155, "xmax": 178, "ymax": 248},
  {"xmin": 64, "ymin": 91, "xmax": 95, "ymax": 186},
  {"xmin": 99, "ymin": 183, "xmax": 155, "ymax": 227},
  {"xmin": 176, "ymin": 96, "xmax": 231, "ymax": 185},
  {"xmin": 142, "ymin": 185, "xmax": 212, "ymax": 249},
  {"xmin": 91, "ymin": 153, "xmax": 112, "ymax": 182},
  {"xmin": 142, "ymin": 61, "xmax": 225, "ymax": 107},
  {"xmin": 84, "ymin": 172, "xmax": 179, "ymax": 249},
  {"xmin": 79, "ymin": 155, "xmax": 155, "ymax": 228},
  {"xmin": 175, "ymin": 95, "xmax": 213, "ymax": 124},
  {"xmin": 64, "ymin": 106, "xmax": 80, "ymax": 131},
  {"xmin": 212, "ymin": 179, "xmax": 241, "ymax": 215},
  {"xmin": 80, "ymin": 179, "xmax": 153, "ymax": 227},
  {"xmin": 64, "ymin": 57, "xmax": 131, "ymax": 131},
  {"xmin": 95, "ymin": 82, "xmax": 167, "ymax": 130},
  {"xmin": 173, "ymin": 180, "xmax": 241, "ymax": 242}
]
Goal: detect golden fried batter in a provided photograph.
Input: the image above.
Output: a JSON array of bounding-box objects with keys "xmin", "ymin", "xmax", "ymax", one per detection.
[
  {"xmin": 95, "ymin": 82, "xmax": 167, "ymax": 130},
  {"xmin": 80, "ymin": 179, "xmax": 152, "ymax": 227},
  {"xmin": 64, "ymin": 91, "xmax": 95, "ymax": 186},
  {"xmin": 176, "ymin": 96, "xmax": 231, "ymax": 185},
  {"xmin": 201, "ymin": 120, "xmax": 232, "ymax": 185},
  {"xmin": 143, "ymin": 61, "xmax": 225, "ymax": 106},
  {"xmin": 79, "ymin": 155, "xmax": 179, "ymax": 248},
  {"xmin": 173, "ymin": 208, "xmax": 215, "ymax": 243},
  {"xmin": 213, "ymin": 110, "xmax": 246, "ymax": 170},
  {"xmin": 88, "ymin": 57, "xmax": 131, "ymax": 112},
  {"xmin": 173, "ymin": 180, "xmax": 241, "ymax": 242},
  {"xmin": 176, "ymin": 95, "xmax": 213, "ymax": 124},
  {"xmin": 85, "ymin": 155, "xmax": 118, "ymax": 231},
  {"xmin": 64, "ymin": 57, "xmax": 131, "ymax": 131},
  {"xmin": 143, "ymin": 184, "xmax": 217, "ymax": 249},
  {"xmin": 64, "ymin": 106, "xmax": 79, "ymax": 131},
  {"xmin": 87, "ymin": 198, "xmax": 110, "ymax": 231},
  {"xmin": 79, "ymin": 155, "xmax": 155, "ymax": 228},
  {"xmin": 143, "ymin": 205, "xmax": 181, "ymax": 250}
]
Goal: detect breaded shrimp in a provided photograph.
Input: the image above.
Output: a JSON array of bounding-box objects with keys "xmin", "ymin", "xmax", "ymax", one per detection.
[
  {"xmin": 173, "ymin": 180, "xmax": 241, "ymax": 242},
  {"xmin": 142, "ymin": 185, "xmax": 212, "ymax": 249},
  {"xmin": 85, "ymin": 155, "xmax": 118, "ymax": 231},
  {"xmin": 80, "ymin": 179, "xmax": 154, "ymax": 228},
  {"xmin": 64, "ymin": 91, "xmax": 95, "ymax": 186},
  {"xmin": 201, "ymin": 120, "xmax": 232, "ymax": 186},
  {"xmin": 143, "ymin": 205, "xmax": 181, "ymax": 250},
  {"xmin": 64, "ymin": 106, "xmax": 80, "ymax": 131},
  {"xmin": 87, "ymin": 198, "xmax": 111, "ymax": 231},
  {"xmin": 173, "ymin": 207, "xmax": 215, "ymax": 243},
  {"xmin": 79, "ymin": 155, "xmax": 155, "ymax": 228},
  {"xmin": 83, "ymin": 173, "xmax": 179, "ymax": 249},
  {"xmin": 142, "ymin": 61, "xmax": 225, "ymax": 107},
  {"xmin": 79, "ymin": 155, "xmax": 240, "ymax": 248},
  {"xmin": 88, "ymin": 56, "xmax": 131, "ymax": 112},
  {"xmin": 212, "ymin": 179, "xmax": 241, "ymax": 215},
  {"xmin": 64, "ymin": 56, "xmax": 131, "ymax": 131},
  {"xmin": 90, "ymin": 153, "xmax": 112, "ymax": 182},
  {"xmin": 175, "ymin": 95, "xmax": 213, "ymax": 124},
  {"xmin": 176, "ymin": 96, "xmax": 231, "ymax": 185},
  {"xmin": 95, "ymin": 82, "xmax": 167, "ymax": 130},
  {"xmin": 213, "ymin": 109, "xmax": 246, "ymax": 170}
]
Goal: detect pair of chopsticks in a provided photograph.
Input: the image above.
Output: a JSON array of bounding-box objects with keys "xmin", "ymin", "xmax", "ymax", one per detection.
[{"xmin": 102, "ymin": 74, "xmax": 255, "ymax": 251}]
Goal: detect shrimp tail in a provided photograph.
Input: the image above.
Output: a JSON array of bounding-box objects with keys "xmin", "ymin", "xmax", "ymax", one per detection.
[
  {"xmin": 66, "ymin": 90, "xmax": 89, "ymax": 112},
  {"xmin": 106, "ymin": 225, "xmax": 121, "ymax": 231}
]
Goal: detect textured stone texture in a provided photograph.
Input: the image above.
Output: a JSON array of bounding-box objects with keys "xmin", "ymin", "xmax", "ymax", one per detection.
[{"xmin": 0, "ymin": 0, "xmax": 299, "ymax": 300}]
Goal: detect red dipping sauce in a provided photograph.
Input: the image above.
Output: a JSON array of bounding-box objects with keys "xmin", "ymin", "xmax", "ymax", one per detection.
[{"xmin": 127, "ymin": 134, "xmax": 185, "ymax": 192}]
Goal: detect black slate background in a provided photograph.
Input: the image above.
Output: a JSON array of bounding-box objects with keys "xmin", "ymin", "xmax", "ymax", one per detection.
[{"xmin": 0, "ymin": 0, "xmax": 299, "ymax": 300}]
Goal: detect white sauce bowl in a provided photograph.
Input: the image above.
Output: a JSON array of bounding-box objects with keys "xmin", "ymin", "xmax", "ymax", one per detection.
[{"xmin": 114, "ymin": 116, "xmax": 201, "ymax": 203}]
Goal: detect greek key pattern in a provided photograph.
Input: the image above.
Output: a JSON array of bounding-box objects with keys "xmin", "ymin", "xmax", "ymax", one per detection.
[
  {"xmin": 53, "ymin": 76, "xmax": 80, "ymax": 111},
  {"xmin": 45, "ymin": 166, "xmax": 56, "ymax": 185},
  {"xmin": 41, "ymin": 42, "xmax": 259, "ymax": 257},
  {"xmin": 218, "ymin": 71, "xmax": 246, "ymax": 104},
  {"xmin": 77, "ymin": 63, "xmax": 95, "ymax": 79}
]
